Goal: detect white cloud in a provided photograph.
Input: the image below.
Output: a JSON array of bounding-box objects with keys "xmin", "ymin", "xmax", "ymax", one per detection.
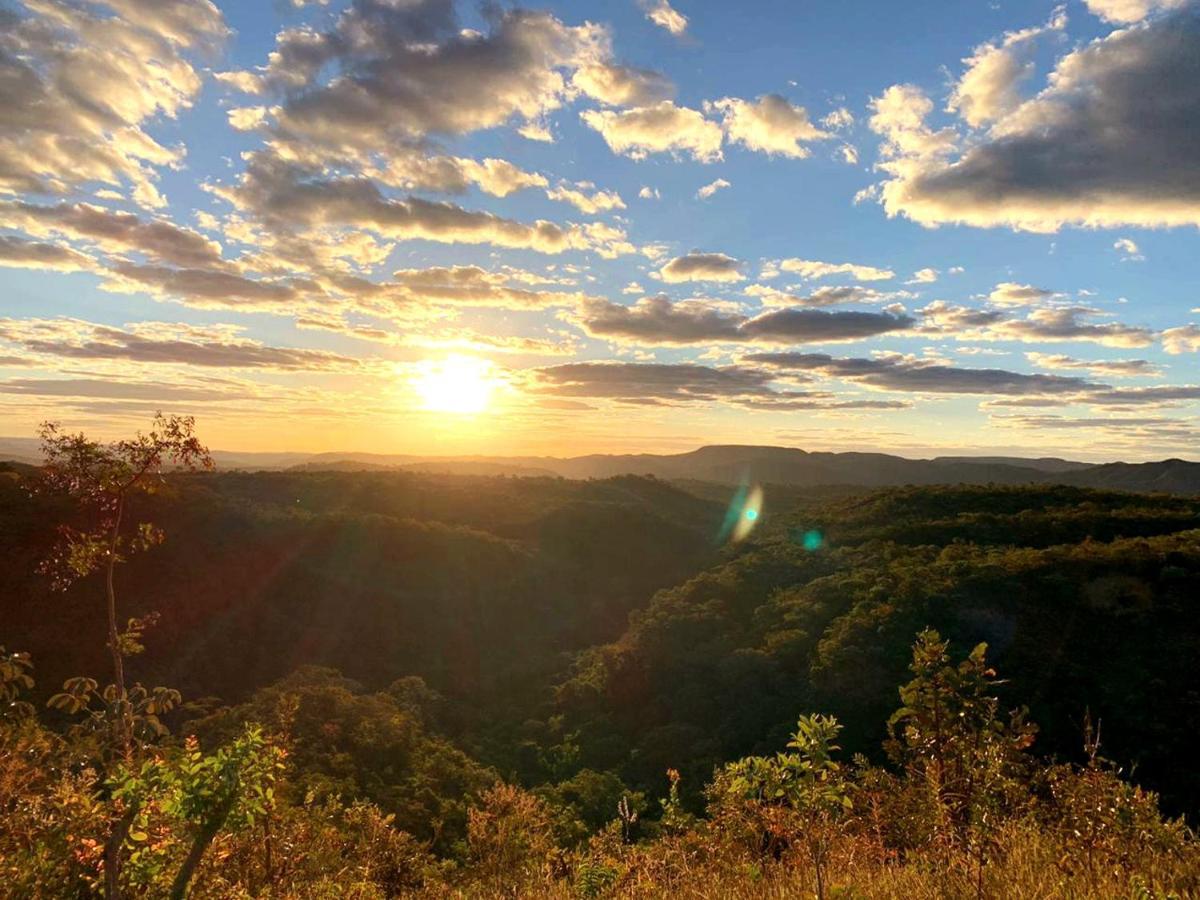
[
  {"xmin": 1113, "ymin": 237, "xmax": 1145, "ymax": 261},
  {"xmin": 988, "ymin": 282, "xmax": 1056, "ymax": 307},
  {"xmin": 1162, "ymin": 325, "xmax": 1200, "ymax": 354},
  {"xmin": 907, "ymin": 268, "xmax": 939, "ymax": 284},
  {"xmin": 656, "ymin": 252, "xmax": 744, "ymax": 283},
  {"xmin": 572, "ymin": 63, "xmax": 674, "ymax": 106},
  {"xmin": 696, "ymin": 178, "xmax": 731, "ymax": 200},
  {"xmin": 867, "ymin": 10, "xmax": 1200, "ymax": 231},
  {"xmin": 640, "ymin": 0, "xmax": 688, "ymax": 36},
  {"xmin": 546, "ymin": 182, "xmax": 627, "ymax": 215},
  {"xmin": 581, "ymin": 102, "xmax": 724, "ymax": 162},
  {"xmin": 778, "ymin": 258, "xmax": 895, "ymax": 281},
  {"xmin": 709, "ymin": 95, "xmax": 831, "ymax": 159},
  {"xmin": 947, "ymin": 10, "xmax": 1066, "ymax": 128},
  {"xmin": 1084, "ymin": 0, "xmax": 1186, "ymax": 23}
]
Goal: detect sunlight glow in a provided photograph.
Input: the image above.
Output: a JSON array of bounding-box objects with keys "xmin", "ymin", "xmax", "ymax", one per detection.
[{"xmin": 412, "ymin": 356, "xmax": 497, "ymax": 414}]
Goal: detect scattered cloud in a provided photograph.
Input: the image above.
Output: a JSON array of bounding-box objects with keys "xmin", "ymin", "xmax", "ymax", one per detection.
[
  {"xmin": 907, "ymin": 268, "xmax": 939, "ymax": 284},
  {"xmin": 988, "ymin": 282, "xmax": 1056, "ymax": 307},
  {"xmin": 746, "ymin": 351, "xmax": 1100, "ymax": 395},
  {"xmin": 696, "ymin": 178, "xmax": 731, "ymax": 200},
  {"xmin": 1025, "ymin": 352, "xmax": 1160, "ymax": 377},
  {"xmin": 546, "ymin": 181, "xmax": 627, "ymax": 215},
  {"xmin": 867, "ymin": 9, "xmax": 1200, "ymax": 230},
  {"xmin": 1, "ymin": 0, "xmax": 228, "ymax": 208},
  {"xmin": 0, "ymin": 318, "xmax": 360, "ymax": 370},
  {"xmin": 709, "ymin": 95, "xmax": 831, "ymax": 159},
  {"xmin": 1084, "ymin": 0, "xmax": 1187, "ymax": 23},
  {"xmin": 639, "ymin": 0, "xmax": 688, "ymax": 36},
  {"xmin": 1113, "ymin": 237, "xmax": 1145, "ymax": 261},
  {"xmin": 776, "ymin": 258, "xmax": 895, "ymax": 281},
  {"xmin": 657, "ymin": 252, "xmax": 744, "ymax": 283},
  {"xmin": 1162, "ymin": 325, "xmax": 1200, "ymax": 354},
  {"xmin": 575, "ymin": 295, "xmax": 913, "ymax": 345},
  {"xmin": 573, "ymin": 63, "xmax": 674, "ymax": 106},
  {"xmin": 581, "ymin": 102, "xmax": 724, "ymax": 162}
]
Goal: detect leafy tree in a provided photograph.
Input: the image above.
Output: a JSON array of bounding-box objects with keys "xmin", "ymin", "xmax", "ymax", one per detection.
[
  {"xmin": 711, "ymin": 714, "xmax": 851, "ymax": 899},
  {"xmin": 32, "ymin": 414, "xmax": 211, "ymax": 899},
  {"xmin": 34, "ymin": 414, "xmax": 211, "ymax": 756},
  {"xmin": 885, "ymin": 629, "xmax": 1037, "ymax": 894}
]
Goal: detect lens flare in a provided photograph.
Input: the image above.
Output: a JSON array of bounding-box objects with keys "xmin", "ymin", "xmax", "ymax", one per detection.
[{"xmin": 727, "ymin": 484, "xmax": 763, "ymax": 542}]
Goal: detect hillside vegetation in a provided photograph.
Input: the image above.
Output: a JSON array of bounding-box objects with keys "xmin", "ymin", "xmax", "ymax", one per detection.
[{"xmin": 2, "ymin": 429, "xmax": 1199, "ymax": 897}]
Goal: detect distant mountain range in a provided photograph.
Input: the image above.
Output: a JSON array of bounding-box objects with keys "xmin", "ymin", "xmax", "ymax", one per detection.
[{"xmin": 2, "ymin": 437, "xmax": 1197, "ymax": 494}]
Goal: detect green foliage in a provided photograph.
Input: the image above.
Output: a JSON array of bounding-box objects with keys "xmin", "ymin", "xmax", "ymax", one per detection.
[
  {"xmin": 4, "ymin": 458, "xmax": 1200, "ymax": 897},
  {"xmin": 0, "ymin": 645, "xmax": 35, "ymax": 721}
]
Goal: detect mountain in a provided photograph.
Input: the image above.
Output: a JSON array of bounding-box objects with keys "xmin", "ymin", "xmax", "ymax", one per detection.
[
  {"xmin": 1065, "ymin": 459, "xmax": 1200, "ymax": 495},
  {"xmin": 4, "ymin": 439, "xmax": 1198, "ymax": 494}
]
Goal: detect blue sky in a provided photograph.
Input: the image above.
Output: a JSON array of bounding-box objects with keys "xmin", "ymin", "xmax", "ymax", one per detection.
[{"xmin": 1, "ymin": 0, "xmax": 1197, "ymax": 459}]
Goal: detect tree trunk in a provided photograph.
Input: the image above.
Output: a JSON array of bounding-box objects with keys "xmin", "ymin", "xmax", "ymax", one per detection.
[
  {"xmin": 171, "ymin": 797, "xmax": 235, "ymax": 900},
  {"xmin": 106, "ymin": 495, "xmax": 131, "ymax": 757},
  {"xmin": 105, "ymin": 805, "xmax": 137, "ymax": 900}
]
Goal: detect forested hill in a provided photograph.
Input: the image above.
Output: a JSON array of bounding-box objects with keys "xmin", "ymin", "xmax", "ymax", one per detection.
[
  {"xmin": 1, "ymin": 471, "xmax": 726, "ymax": 709},
  {"xmin": 3, "ymin": 469, "xmax": 1199, "ymax": 817}
]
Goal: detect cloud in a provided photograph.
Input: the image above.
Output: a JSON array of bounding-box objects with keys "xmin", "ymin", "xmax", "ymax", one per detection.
[
  {"xmin": 546, "ymin": 182, "xmax": 626, "ymax": 215},
  {"xmin": 574, "ymin": 296, "xmax": 913, "ymax": 345},
  {"xmin": 574, "ymin": 296, "xmax": 743, "ymax": 344},
  {"xmin": 1, "ymin": 0, "xmax": 226, "ymax": 208},
  {"xmin": 572, "ymin": 63, "xmax": 674, "ymax": 106},
  {"xmin": 100, "ymin": 263, "xmax": 309, "ymax": 310},
  {"xmin": 907, "ymin": 268, "xmax": 939, "ymax": 284},
  {"xmin": 0, "ymin": 235, "xmax": 94, "ymax": 273},
  {"xmin": 746, "ymin": 284, "xmax": 885, "ymax": 308},
  {"xmin": 526, "ymin": 360, "xmax": 895, "ymax": 411},
  {"xmin": 0, "ymin": 318, "xmax": 360, "ymax": 370},
  {"xmin": 921, "ymin": 301, "xmax": 1156, "ymax": 348},
  {"xmin": 776, "ymin": 258, "xmax": 895, "ymax": 281},
  {"xmin": 1113, "ymin": 237, "xmax": 1145, "ymax": 261},
  {"xmin": 218, "ymin": 2, "xmax": 608, "ymax": 155},
  {"xmin": 0, "ymin": 378, "xmax": 251, "ymax": 402},
  {"xmin": 656, "ymin": 252, "xmax": 743, "ymax": 282},
  {"xmin": 638, "ymin": 186, "xmax": 660, "ymax": 199},
  {"xmin": 989, "ymin": 306, "xmax": 1156, "ymax": 347},
  {"xmin": 696, "ymin": 178, "xmax": 731, "ymax": 200},
  {"xmin": 1084, "ymin": 0, "xmax": 1187, "ymax": 23},
  {"xmin": 2, "ymin": 201, "xmax": 225, "ymax": 268},
  {"xmin": 988, "ymin": 282, "xmax": 1055, "ymax": 306},
  {"xmin": 709, "ymin": 95, "xmax": 831, "ymax": 159},
  {"xmin": 746, "ymin": 352, "xmax": 1101, "ymax": 395},
  {"xmin": 529, "ymin": 362, "xmax": 774, "ymax": 404},
  {"xmin": 1162, "ymin": 325, "xmax": 1200, "ymax": 354},
  {"xmin": 947, "ymin": 10, "xmax": 1066, "ymax": 128},
  {"xmin": 868, "ymin": 9, "xmax": 1200, "ymax": 231},
  {"xmin": 1026, "ymin": 352, "xmax": 1160, "ymax": 377},
  {"xmin": 639, "ymin": 0, "xmax": 688, "ymax": 36},
  {"xmin": 211, "ymin": 154, "xmax": 635, "ymax": 257},
  {"xmin": 383, "ymin": 266, "xmax": 594, "ymax": 310},
  {"xmin": 581, "ymin": 102, "xmax": 724, "ymax": 162},
  {"xmin": 739, "ymin": 309, "xmax": 915, "ymax": 343},
  {"xmin": 370, "ymin": 154, "xmax": 548, "ymax": 198}
]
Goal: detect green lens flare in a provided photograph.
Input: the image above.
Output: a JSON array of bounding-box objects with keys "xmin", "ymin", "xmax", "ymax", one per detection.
[
  {"xmin": 744, "ymin": 508, "xmax": 758, "ymax": 521},
  {"xmin": 802, "ymin": 530, "xmax": 823, "ymax": 551}
]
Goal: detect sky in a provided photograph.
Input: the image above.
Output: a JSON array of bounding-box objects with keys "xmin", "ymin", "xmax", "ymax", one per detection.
[{"xmin": 1, "ymin": 0, "xmax": 1198, "ymax": 460}]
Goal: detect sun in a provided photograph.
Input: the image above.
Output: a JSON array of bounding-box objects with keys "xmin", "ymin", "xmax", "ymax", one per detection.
[{"xmin": 412, "ymin": 356, "xmax": 498, "ymax": 414}]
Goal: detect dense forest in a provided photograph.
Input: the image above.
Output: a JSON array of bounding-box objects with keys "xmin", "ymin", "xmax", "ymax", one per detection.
[{"xmin": 2, "ymin": 420, "xmax": 1199, "ymax": 897}]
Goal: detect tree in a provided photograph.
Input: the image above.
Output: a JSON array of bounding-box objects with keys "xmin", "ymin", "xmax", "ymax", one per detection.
[
  {"xmin": 885, "ymin": 629, "xmax": 1037, "ymax": 896},
  {"xmin": 34, "ymin": 413, "xmax": 212, "ymax": 756},
  {"xmin": 33, "ymin": 414, "xmax": 211, "ymax": 899},
  {"xmin": 711, "ymin": 714, "xmax": 852, "ymax": 899}
]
